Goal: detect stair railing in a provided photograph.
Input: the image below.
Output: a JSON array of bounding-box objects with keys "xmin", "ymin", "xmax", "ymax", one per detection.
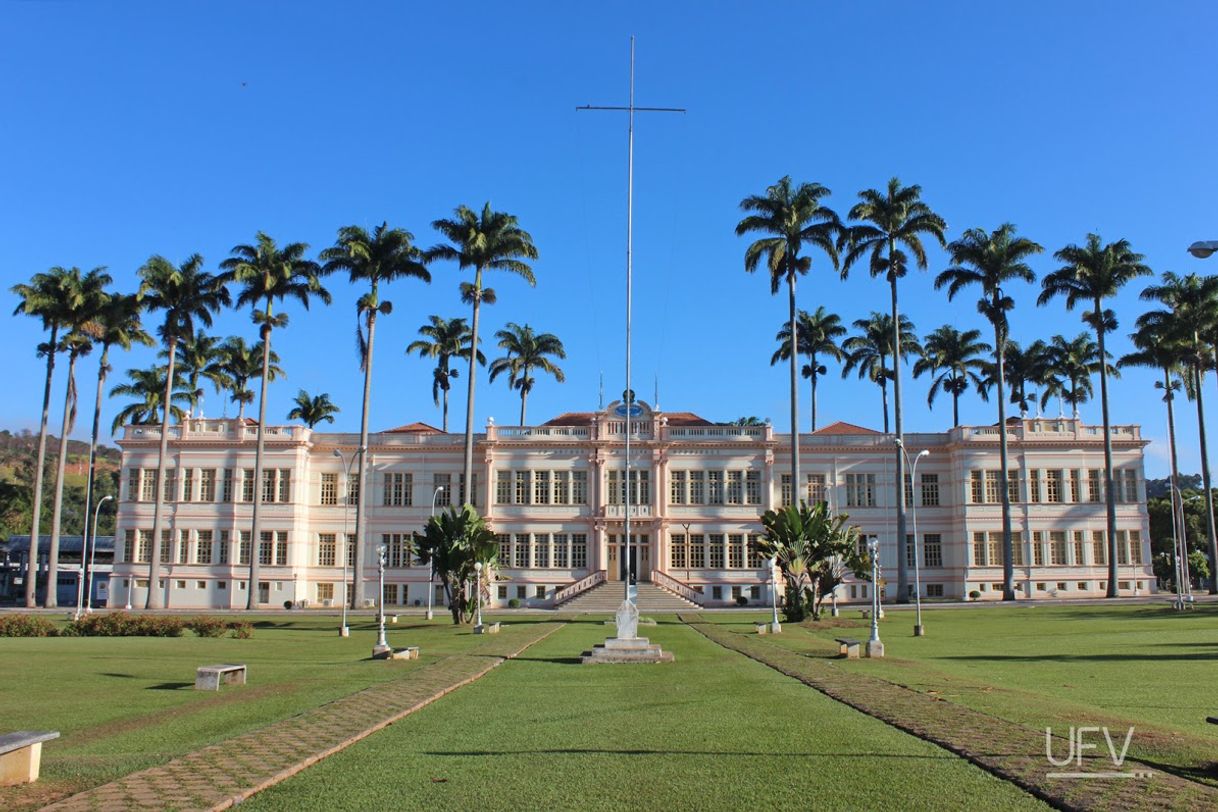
[
  {"xmin": 650, "ymin": 570, "xmax": 704, "ymax": 606},
  {"xmin": 554, "ymin": 569, "xmax": 607, "ymax": 605}
]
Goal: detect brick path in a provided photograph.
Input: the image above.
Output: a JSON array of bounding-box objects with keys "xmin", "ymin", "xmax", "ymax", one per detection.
[
  {"xmin": 43, "ymin": 623, "xmax": 563, "ymax": 812},
  {"xmin": 684, "ymin": 616, "xmax": 1218, "ymax": 811}
]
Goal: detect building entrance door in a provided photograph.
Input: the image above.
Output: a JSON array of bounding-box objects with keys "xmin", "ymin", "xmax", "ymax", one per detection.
[{"xmin": 607, "ymin": 534, "xmax": 650, "ymax": 582}]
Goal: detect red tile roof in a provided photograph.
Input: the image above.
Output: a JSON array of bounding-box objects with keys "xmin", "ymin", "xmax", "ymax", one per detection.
[
  {"xmin": 540, "ymin": 410, "xmax": 713, "ymax": 426},
  {"xmin": 665, "ymin": 412, "xmax": 713, "ymax": 426},
  {"xmin": 811, "ymin": 420, "xmax": 881, "ymax": 436},
  {"xmin": 382, "ymin": 421, "xmax": 445, "ymax": 435}
]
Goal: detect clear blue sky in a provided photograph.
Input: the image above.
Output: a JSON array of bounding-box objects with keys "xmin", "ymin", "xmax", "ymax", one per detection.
[{"xmin": 2, "ymin": 1, "xmax": 1215, "ymax": 478}]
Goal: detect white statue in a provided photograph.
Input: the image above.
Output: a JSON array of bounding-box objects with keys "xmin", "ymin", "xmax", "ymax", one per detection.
[{"xmin": 615, "ymin": 600, "xmax": 639, "ymax": 640}]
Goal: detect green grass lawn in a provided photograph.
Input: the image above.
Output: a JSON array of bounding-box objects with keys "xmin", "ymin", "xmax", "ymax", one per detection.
[
  {"xmin": 0, "ymin": 613, "xmax": 492, "ymax": 807},
  {"xmin": 707, "ymin": 602, "xmax": 1218, "ymax": 785},
  {"xmin": 242, "ymin": 618, "xmax": 1046, "ymax": 811}
]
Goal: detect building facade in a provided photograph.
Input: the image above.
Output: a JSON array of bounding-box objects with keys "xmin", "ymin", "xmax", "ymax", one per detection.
[{"xmin": 107, "ymin": 402, "xmax": 1155, "ymax": 610}]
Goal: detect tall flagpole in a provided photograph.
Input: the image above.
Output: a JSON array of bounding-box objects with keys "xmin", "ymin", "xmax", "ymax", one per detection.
[{"xmin": 578, "ymin": 36, "xmax": 684, "ymax": 607}]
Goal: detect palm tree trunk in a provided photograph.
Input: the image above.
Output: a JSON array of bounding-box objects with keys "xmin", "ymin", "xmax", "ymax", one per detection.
[
  {"xmin": 1096, "ymin": 322, "xmax": 1118, "ymax": 598},
  {"xmin": 1199, "ymin": 363, "xmax": 1218, "ymax": 594},
  {"xmin": 462, "ymin": 269, "xmax": 483, "ymax": 508},
  {"xmin": 442, "ymin": 379, "xmax": 449, "ymax": 433},
  {"xmin": 45, "ymin": 351, "xmax": 78, "ymax": 608},
  {"xmin": 519, "ymin": 389, "xmax": 527, "ymax": 427},
  {"xmin": 1164, "ymin": 368, "xmax": 1186, "ymax": 591},
  {"xmin": 81, "ymin": 348, "xmax": 109, "ymax": 610},
  {"xmin": 995, "ymin": 323, "xmax": 1015, "ymax": 601},
  {"xmin": 237, "ymin": 394, "xmax": 247, "ymax": 422},
  {"xmin": 25, "ymin": 326, "xmax": 58, "ymax": 608},
  {"xmin": 147, "ymin": 334, "xmax": 178, "ymax": 609},
  {"xmin": 809, "ymin": 354, "xmax": 818, "ymax": 433},
  {"xmin": 351, "ymin": 304, "xmax": 378, "ymax": 610},
  {"xmin": 787, "ymin": 273, "xmax": 800, "ymax": 500},
  {"xmin": 890, "ymin": 272, "xmax": 908, "ymax": 604},
  {"xmin": 247, "ymin": 320, "xmax": 272, "ymax": 611},
  {"xmin": 952, "ymin": 387, "xmax": 960, "ymax": 428}
]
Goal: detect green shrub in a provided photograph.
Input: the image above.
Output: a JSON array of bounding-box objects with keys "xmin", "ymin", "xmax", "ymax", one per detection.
[
  {"xmin": 229, "ymin": 620, "xmax": 253, "ymax": 639},
  {"xmin": 735, "ymin": 595, "xmax": 749, "ymax": 606},
  {"xmin": 968, "ymin": 590, "xmax": 982, "ymax": 600},
  {"xmin": 187, "ymin": 616, "xmax": 229, "ymax": 638},
  {"xmin": 70, "ymin": 612, "xmax": 185, "ymax": 637},
  {"xmin": 507, "ymin": 597, "xmax": 521, "ymax": 608},
  {"xmin": 0, "ymin": 614, "xmax": 59, "ymax": 637}
]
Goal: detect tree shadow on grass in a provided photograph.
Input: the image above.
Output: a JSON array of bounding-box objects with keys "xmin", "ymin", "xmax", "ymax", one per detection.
[
  {"xmin": 942, "ymin": 653, "xmax": 1218, "ymax": 662},
  {"xmin": 421, "ymin": 748, "xmax": 962, "ymax": 760},
  {"xmin": 146, "ymin": 682, "xmax": 194, "ymax": 690},
  {"xmin": 511, "ymin": 655, "xmax": 583, "ymax": 665}
]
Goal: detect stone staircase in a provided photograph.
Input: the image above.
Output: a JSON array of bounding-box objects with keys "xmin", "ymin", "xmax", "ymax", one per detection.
[{"xmin": 559, "ymin": 581, "xmax": 699, "ymax": 613}]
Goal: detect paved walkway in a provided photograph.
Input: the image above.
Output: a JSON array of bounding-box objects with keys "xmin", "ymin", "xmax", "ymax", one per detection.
[
  {"xmin": 43, "ymin": 622, "xmax": 563, "ymax": 812},
  {"xmin": 685, "ymin": 615, "xmax": 1218, "ymax": 811}
]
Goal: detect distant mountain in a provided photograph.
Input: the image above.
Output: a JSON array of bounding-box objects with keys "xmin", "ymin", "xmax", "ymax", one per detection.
[
  {"xmin": 1146, "ymin": 474, "xmax": 1204, "ymax": 500},
  {"xmin": 0, "ymin": 429, "xmax": 121, "ymax": 475}
]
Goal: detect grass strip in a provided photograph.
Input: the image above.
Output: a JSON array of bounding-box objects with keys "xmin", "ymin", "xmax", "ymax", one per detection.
[{"xmin": 682, "ymin": 614, "xmax": 1218, "ymax": 812}]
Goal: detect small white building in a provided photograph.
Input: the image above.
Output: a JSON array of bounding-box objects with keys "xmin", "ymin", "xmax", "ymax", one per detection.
[{"xmin": 108, "ymin": 402, "xmax": 1154, "ymax": 610}]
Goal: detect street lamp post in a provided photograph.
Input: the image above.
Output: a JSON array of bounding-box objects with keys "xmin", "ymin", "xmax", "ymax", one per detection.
[
  {"xmin": 896, "ymin": 440, "xmax": 930, "ymax": 636},
  {"xmin": 473, "ymin": 561, "xmax": 484, "ymax": 631},
  {"xmin": 769, "ymin": 555, "xmax": 781, "ymax": 633},
  {"xmin": 866, "ymin": 537, "xmax": 883, "ymax": 657},
  {"xmin": 78, "ymin": 495, "xmax": 113, "ymax": 619},
  {"xmin": 373, "ymin": 542, "xmax": 389, "ymax": 656},
  {"xmin": 1188, "ymin": 240, "xmax": 1218, "ymax": 259},
  {"xmin": 333, "ymin": 449, "xmax": 358, "ymax": 637},
  {"xmin": 680, "ymin": 522, "xmax": 692, "ymax": 584},
  {"xmin": 426, "ymin": 486, "xmax": 444, "ymax": 621}
]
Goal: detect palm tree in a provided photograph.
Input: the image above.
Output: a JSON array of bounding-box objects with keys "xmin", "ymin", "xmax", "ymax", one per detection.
[
  {"xmin": 770, "ymin": 307, "xmax": 846, "ymax": 432},
  {"xmin": 321, "ymin": 222, "xmax": 430, "ymax": 609},
  {"xmin": 935, "ymin": 223, "xmax": 1041, "ymax": 601},
  {"xmin": 913, "ymin": 326, "xmax": 991, "ymax": 427},
  {"xmin": 287, "ymin": 390, "xmax": 340, "ymax": 429},
  {"xmin": 1119, "ymin": 320, "xmax": 1190, "ymax": 594},
  {"xmin": 1039, "ymin": 234, "xmax": 1151, "ymax": 598},
  {"xmin": 11, "ymin": 267, "xmax": 75, "ymax": 607},
  {"xmin": 843, "ymin": 178, "xmax": 946, "ymax": 602},
  {"xmin": 44, "ymin": 267, "xmax": 110, "ymax": 607},
  {"xmin": 81, "ymin": 293, "xmax": 152, "ymax": 601},
  {"xmin": 406, "ymin": 316, "xmax": 484, "ymax": 432},
  {"xmin": 736, "ymin": 177, "xmax": 842, "ymax": 493},
  {"xmin": 1043, "ymin": 333, "xmax": 1111, "ymax": 416},
  {"xmin": 110, "ymin": 366, "xmax": 191, "ymax": 431},
  {"xmin": 488, "ymin": 323, "xmax": 567, "ymax": 425},
  {"xmin": 992, "ymin": 339, "xmax": 1052, "ymax": 416},
  {"xmin": 166, "ymin": 331, "xmax": 229, "ymax": 419},
  {"xmin": 222, "ymin": 233, "xmax": 329, "ymax": 610},
  {"xmin": 732, "ymin": 416, "xmax": 765, "ymax": 426},
  {"xmin": 138, "ymin": 253, "xmax": 230, "ymax": 608},
  {"xmin": 841, "ymin": 312, "xmax": 921, "ymax": 433},
  {"xmin": 427, "ymin": 204, "xmax": 538, "ymax": 505},
  {"xmin": 218, "ymin": 337, "xmax": 282, "ymax": 421},
  {"xmin": 1138, "ymin": 272, "xmax": 1218, "ymax": 593}
]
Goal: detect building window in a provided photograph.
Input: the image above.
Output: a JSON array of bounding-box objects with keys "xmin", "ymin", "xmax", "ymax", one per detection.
[
  {"xmin": 690, "ymin": 534, "xmax": 706, "ymax": 568},
  {"xmin": 1070, "ymin": 469, "xmax": 1083, "ymax": 503},
  {"xmin": 515, "ymin": 534, "xmax": 529, "ymax": 568},
  {"xmin": 1029, "ymin": 469, "xmax": 1042, "ymax": 503},
  {"xmin": 1124, "ymin": 470, "xmax": 1138, "ymax": 504},
  {"xmin": 239, "ymin": 531, "xmax": 252, "ymax": 565},
  {"xmin": 383, "ymin": 583, "xmax": 399, "ymax": 606},
  {"xmin": 1046, "ymin": 470, "xmax": 1063, "ymax": 503},
  {"xmin": 496, "ymin": 471, "xmax": 512, "ymax": 504},
  {"xmin": 780, "ymin": 474, "xmax": 792, "ymax": 507},
  {"xmin": 218, "ymin": 530, "xmax": 229, "ymax": 565},
  {"xmin": 708, "ymin": 534, "xmax": 725, "ymax": 569},
  {"xmin": 1129, "ymin": 529, "xmax": 1143, "ymax": 564},
  {"xmin": 1012, "ymin": 532, "xmax": 1024, "ymax": 566},
  {"xmin": 141, "ymin": 470, "xmax": 157, "ymax": 502},
  {"xmin": 534, "ymin": 471, "xmax": 551, "ymax": 505},
  {"xmin": 970, "ymin": 470, "xmax": 984, "ymax": 504},
  {"xmin": 1050, "ymin": 531, "xmax": 1067, "ymax": 566},
  {"xmin": 972, "ymin": 532, "xmax": 987, "ymax": 566},
  {"xmin": 553, "ymin": 534, "xmax": 569, "ymax": 567},
  {"xmin": 123, "ymin": 529, "xmax": 136, "ymax": 562},
  {"xmin": 317, "ymin": 583, "xmax": 334, "ymax": 602},
  {"xmin": 262, "ymin": 470, "xmax": 276, "ymax": 503},
  {"xmin": 222, "ymin": 468, "xmax": 235, "ymax": 502},
  {"xmin": 728, "ymin": 534, "xmax": 744, "ymax": 568},
  {"xmin": 984, "ymin": 471, "xmax": 1000, "ymax": 503},
  {"xmin": 435, "ymin": 474, "xmax": 452, "ymax": 507},
  {"xmin": 384, "ymin": 533, "xmax": 411, "ymax": 568},
  {"xmin": 126, "ymin": 467, "xmax": 139, "ymax": 502},
  {"xmin": 1092, "ymin": 531, "xmax": 1107, "ymax": 566},
  {"xmin": 383, "ymin": 472, "xmax": 411, "ymax": 507},
  {"xmin": 515, "ymin": 471, "xmax": 530, "ymax": 505},
  {"xmin": 747, "ymin": 535, "xmax": 764, "ymax": 568},
  {"xmin": 670, "ymin": 533, "xmax": 686, "ymax": 569},
  {"xmin": 926, "ymin": 583, "xmax": 944, "ymax": 597},
  {"xmin": 707, "ymin": 471, "xmax": 724, "ymax": 505},
  {"xmin": 198, "ymin": 469, "xmax": 215, "ymax": 502},
  {"xmin": 923, "ymin": 534, "xmax": 942, "ymax": 568},
  {"xmin": 726, "ymin": 472, "xmax": 743, "ymax": 505},
  {"xmin": 179, "ymin": 469, "xmax": 194, "ymax": 502},
  {"xmin": 1073, "ymin": 531, "xmax": 1086, "ymax": 566},
  {"xmin": 162, "ymin": 471, "xmax": 176, "ymax": 502},
  {"xmin": 242, "ymin": 469, "xmax": 256, "ymax": 502},
  {"xmin": 806, "ymin": 473, "xmax": 825, "ymax": 505},
  {"xmin": 496, "ymin": 533, "xmax": 511, "ymax": 562},
  {"xmin": 571, "ymin": 534, "xmax": 587, "ymax": 568},
  {"xmin": 321, "ymin": 473, "xmax": 338, "ymax": 506},
  {"xmin": 159, "ymin": 530, "xmax": 171, "ymax": 563},
  {"xmin": 920, "ymin": 474, "xmax": 939, "ymax": 507},
  {"xmin": 458, "ymin": 473, "xmax": 476, "ymax": 507},
  {"xmin": 571, "ymin": 471, "xmax": 587, "ymax": 504},
  {"xmin": 845, "ymin": 473, "xmax": 875, "ymax": 507},
  {"xmin": 1032, "ymin": 531, "xmax": 1044, "ymax": 566},
  {"xmin": 670, "ymin": 471, "xmax": 686, "ymax": 505},
  {"xmin": 1087, "ymin": 469, "xmax": 1102, "ymax": 503},
  {"xmin": 689, "ymin": 471, "xmax": 705, "ymax": 504},
  {"xmin": 533, "ymin": 534, "xmax": 550, "ymax": 568},
  {"xmin": 259, "ymin": 532, "xmax": 274, "ymax": 566},
  {"xmin": 347, "ymin": 472, "xmax": 360, "ymax": 506},
  {"xmin": 553, "ymin": 471, "xmax": 570, "ymax": 505},
  {"xmin": 178, "ymin": 529, "xmax": 190, "ymax": 564},
  {"xmin": 319, "ymin": 533, "xmax": 337, "ymax": 567}
]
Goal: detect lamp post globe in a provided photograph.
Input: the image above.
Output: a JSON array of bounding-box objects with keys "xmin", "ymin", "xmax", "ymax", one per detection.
[{"xmin": 1188, "ymin": 240, "xmax": 1218, "ymax": 259}]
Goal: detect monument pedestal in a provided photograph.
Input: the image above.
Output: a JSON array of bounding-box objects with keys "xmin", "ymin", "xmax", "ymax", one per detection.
[{"xmin": 581, "ymin": 599, "xmax": 673, "ymax": 664}]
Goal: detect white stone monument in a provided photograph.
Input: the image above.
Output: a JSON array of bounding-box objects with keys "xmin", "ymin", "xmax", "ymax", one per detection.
[{"xmin": 581, "ymin": 599, "xmax": 673, "ymax": 664}]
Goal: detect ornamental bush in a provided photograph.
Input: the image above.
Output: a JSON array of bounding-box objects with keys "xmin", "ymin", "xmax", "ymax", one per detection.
[
  {"xmin": 0, "ymin": 614, "xmax": 59, "ymax": 637},
  {"xmin": 70, "ymin": 612, "xmax": 185, "ymax": 637},
  {"xmin": 186, "ymin": 616, "xmax": 229, "ymax": 638}
]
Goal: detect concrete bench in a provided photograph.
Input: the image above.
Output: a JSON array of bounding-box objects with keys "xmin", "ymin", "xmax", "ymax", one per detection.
[
  {"xmin": 1207, "ymin": 716, "xmax": 1218, "ymax": 726},
  {"xmin": 834, "ymin": 638, "xmax": 861, "ymax": 659},
  {"xmin": 0, "ymin": 730, "xmax": 59, "ymax": 786},
  {"xmin": 474, "ymin": 622, "xmax": 501, "ymax": 635},
  {"xmin": 195, "ymin": 663, "xmax": 247, "ymax": 691},
  {"xmin": 755, "ymin": 622, "xmax": 769, "ymax": 635}
]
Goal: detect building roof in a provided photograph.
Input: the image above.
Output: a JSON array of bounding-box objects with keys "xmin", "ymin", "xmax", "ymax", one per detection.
[
  {"xmin": 3, "ymin": 535, "xmax": 115, "ymax": 554},
  {"xmin": 382, "ymin": 422, "xmax": 445, "ymax": 435},
  {"xmin": 811, "ymin": 420, "xmax": 882, "ymax": 436},
  {"xmin": 541, "ymin": 410, "xmax": 714, "ymax": 427}
]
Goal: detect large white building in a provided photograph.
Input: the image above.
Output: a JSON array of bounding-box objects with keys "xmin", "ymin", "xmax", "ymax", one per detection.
[{"xmin": 108, "ymin": 402, "xmax": 1155, "ymax": 610}]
